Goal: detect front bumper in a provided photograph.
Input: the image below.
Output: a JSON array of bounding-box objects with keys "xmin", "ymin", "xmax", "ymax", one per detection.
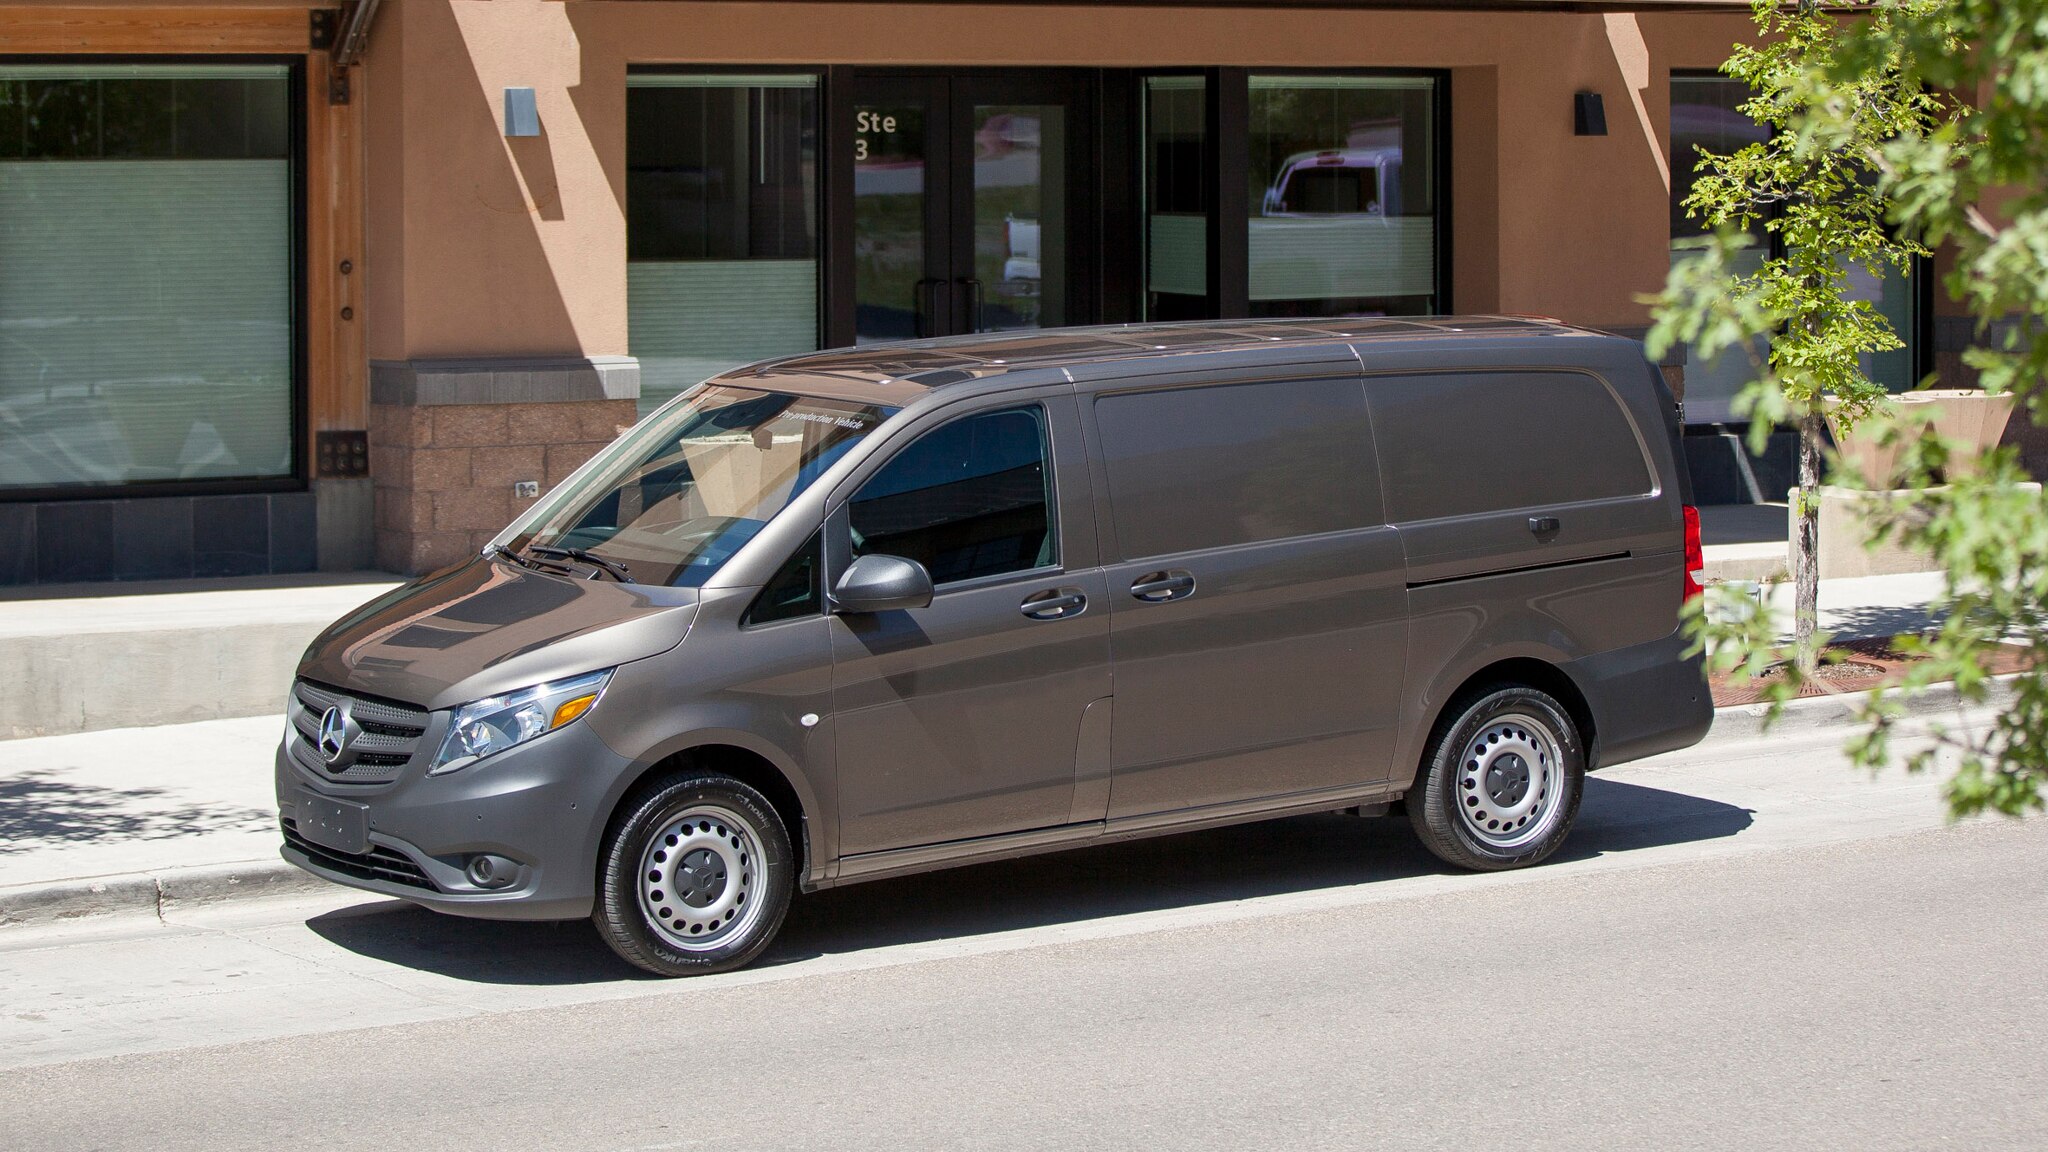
[{"xmin": 276, "ymin": 717, "xmax": 633, "ymax": 921}]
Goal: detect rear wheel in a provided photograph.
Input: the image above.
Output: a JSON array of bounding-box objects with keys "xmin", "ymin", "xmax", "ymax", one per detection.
[
  {"xmin": 1407, "ymin": 685, "xmax": 1583, "ymax": 871},
  {"xmin": 594, "ymin": 772, "xmax": 794, "ymax": 976}
]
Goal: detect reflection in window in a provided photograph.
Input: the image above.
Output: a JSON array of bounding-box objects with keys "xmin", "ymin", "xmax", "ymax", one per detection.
[
  {"xmin": 0, "ymin": 64, "xmax": 295, "ymax": 491},
  {"xmin": 1247, "ymin": 75, "xmax": 1438, "ymax": 318},
  {"xmin": 973, "ymin": 104, "xmax": 1066, "ymax": 333},
  {"xmin": 628, "ymin": 75, "xmax": 819, "ymax": 415},
  {"xmin": 850, "ymin": 407, "xmax": 1054, "ymax": 585},
  {"xmin": 854, "ymin": 100, "xmax": 927, "ymax": 343},
  {"xmin": 1143, "ymin": 77, "xmax": 1208, "ymax": 320}
]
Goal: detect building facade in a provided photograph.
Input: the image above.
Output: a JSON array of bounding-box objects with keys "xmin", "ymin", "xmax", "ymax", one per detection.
[{"xmin": 0, "ymin": 0, "xmax": 1962, "ymax": 585}]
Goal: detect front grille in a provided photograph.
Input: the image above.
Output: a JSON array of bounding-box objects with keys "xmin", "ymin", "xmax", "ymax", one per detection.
[
  {"xmin": 281, "ymin": 818, "xmax": 437, "ymax": 891},
  {"xmin": 290, "ymin": 680, "xmax": 430, "ymax": 783}
]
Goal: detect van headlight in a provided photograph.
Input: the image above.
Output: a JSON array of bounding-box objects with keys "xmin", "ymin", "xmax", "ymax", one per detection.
[{"xmin": 429, "ymin": 669, "xmax": 612, "ymax": 775}]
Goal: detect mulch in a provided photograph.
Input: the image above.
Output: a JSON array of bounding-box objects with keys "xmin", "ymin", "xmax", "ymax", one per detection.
[{"xmin": 1708, "ymin": 635, "xmax": 2037, "ymax": 707}]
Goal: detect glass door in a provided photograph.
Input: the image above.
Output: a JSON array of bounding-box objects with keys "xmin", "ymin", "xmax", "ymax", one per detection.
[{"xmin": 847, "ymin": 72, "xmax": 1091, "ymax": 343}]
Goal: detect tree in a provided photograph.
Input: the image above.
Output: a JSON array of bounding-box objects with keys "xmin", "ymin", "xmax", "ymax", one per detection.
[
  {"xmin": 1657, "ymin": 0, "xmax": 2048, "ymax": 819},
  {"xmin": 1647, "ymin": 0, "xmax": 1937, "ymax": 675}
]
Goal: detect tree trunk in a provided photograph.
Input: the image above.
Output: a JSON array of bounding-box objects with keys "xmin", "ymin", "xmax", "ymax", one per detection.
[{"xmin": 1794, "ymin": 407, "xmax": 1825, "ymax": 675}]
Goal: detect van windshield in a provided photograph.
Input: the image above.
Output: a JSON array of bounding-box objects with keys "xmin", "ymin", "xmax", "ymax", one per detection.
[{"xmin": 497, "ymin": 384, "xmax": 893, "ymax": 587}]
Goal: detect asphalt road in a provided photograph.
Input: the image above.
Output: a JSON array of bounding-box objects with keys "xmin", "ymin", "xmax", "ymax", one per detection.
[{"xmin": 3, "ymin": 718, "xmax": 2044, "ymax": 1151}]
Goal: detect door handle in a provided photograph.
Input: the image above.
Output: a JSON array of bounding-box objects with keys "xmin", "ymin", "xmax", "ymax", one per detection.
[
  {"xmin": 956, "ymin": 277, "xmax": 984, "ymax": 333},
  {"xmin": 1130, "ymin": 570, "xmax": 1196, "ymax": 603},
  {"xmin": 1021, "ymin": 588, "xmax": 1087, "ymax": 620},
  {"xmin": 1528, "ymin": 516, "xmax": 1561, "ymax": 536},
  {"xmin": 913, "ymin": 277, "xmax": 943, "ymax": 338}
]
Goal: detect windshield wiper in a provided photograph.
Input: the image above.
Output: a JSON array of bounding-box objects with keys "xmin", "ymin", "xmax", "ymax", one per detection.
[
  {"xmin": 527, "ymin": 545, "xmax": 636, "ymax": 583},
  {"xmin": 485, "ymin": 543, "xmax": 552, "ymax": 572}
]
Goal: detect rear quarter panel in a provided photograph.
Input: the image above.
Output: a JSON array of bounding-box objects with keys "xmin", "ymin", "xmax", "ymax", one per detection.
[{"xmin": 1358, "ymin": 337, "xmax": 1690, "ymax": 790}]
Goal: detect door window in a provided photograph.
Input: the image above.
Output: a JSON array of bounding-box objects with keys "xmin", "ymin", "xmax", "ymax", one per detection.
[
  {"xmin": 849, "ymin": 75, "xmax": 1088, "ymax": 343},
  {"xmin": 848, "ymin": 405, "xmax": 1054, "ymax": 585}
]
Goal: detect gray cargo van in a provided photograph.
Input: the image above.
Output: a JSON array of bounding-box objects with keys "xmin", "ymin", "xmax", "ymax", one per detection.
[{"xmin": 279, "ymin": 317, "xmax": 1711, "ymax": 976}]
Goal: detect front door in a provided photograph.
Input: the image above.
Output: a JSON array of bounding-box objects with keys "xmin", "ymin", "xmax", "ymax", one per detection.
[
  {"xmin": 827, "ymin": 393, "xmax": 1109, "ymax": 857},
  {"xmin": 847, "ymin": 72, "xmax": 1094, "ymax": 343}
]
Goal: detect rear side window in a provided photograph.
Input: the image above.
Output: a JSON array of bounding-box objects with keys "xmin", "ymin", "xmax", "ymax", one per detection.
[
  {"xmin": 1369, "ymin": 371, "xmax": 1651, "ymax": 522},
  {"xmin": 849, "ymin": 405, "xmax": 1055, "ymax": 585},
  {"xmin": 1095, "ymin": 377, "xmax": 1380, "ymax": 560}
]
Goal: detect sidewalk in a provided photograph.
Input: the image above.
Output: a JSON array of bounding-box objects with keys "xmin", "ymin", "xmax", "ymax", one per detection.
[
  {"xmin": 0, "ymin": 572, "xmax": 402, "ymax": 739},
  {"xmin": 0, "ymin": 570, "xmax": 1971, "ymax": 928}
]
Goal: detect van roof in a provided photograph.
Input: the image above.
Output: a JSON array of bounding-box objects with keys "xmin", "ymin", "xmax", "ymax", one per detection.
[{"xmin": 712, "ymin": 315, "xmax": 1622, "ymax": 406}]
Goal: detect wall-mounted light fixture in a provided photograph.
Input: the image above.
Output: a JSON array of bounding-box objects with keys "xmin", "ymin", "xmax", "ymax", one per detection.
[
  {"xmin": 1573, "ymin": 91, "xmax": 1608, "ymax": 137},
  {"xmin": 504, "ymin": 87, "xmax": 540, "ymax": 137}
]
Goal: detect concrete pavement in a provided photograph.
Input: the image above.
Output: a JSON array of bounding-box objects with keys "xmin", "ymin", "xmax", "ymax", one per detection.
[{"xmin": 0, "ymin": 720, "xmax": 2041, "ymax": 1149}]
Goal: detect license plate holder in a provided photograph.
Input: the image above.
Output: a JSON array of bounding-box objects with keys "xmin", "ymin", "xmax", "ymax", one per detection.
[{"xmin": 296, "ymin": 793, "xmax": 369, "ymax": 855}]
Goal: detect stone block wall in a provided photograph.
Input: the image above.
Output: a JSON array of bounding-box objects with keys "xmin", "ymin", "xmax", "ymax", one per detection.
[{"xmin": 368, "ymin": 356, "xmax": 639, "ymax": 575}]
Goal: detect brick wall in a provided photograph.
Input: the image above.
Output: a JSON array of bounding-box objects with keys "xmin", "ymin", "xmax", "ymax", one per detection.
[{"xmin": 369, "ymin": 398, "xmax": 635, "ymax": 574}]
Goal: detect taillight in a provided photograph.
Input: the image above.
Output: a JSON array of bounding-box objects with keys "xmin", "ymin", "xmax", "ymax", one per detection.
[{"xmin": 1682, "ymin": 504, "xmax": 1705, "ymax": 602}]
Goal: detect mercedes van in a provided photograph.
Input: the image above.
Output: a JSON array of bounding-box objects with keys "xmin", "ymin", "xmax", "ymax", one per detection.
[{"xmin": 278, "ymin": 317, "xmax": 1712, "ymax": 976}]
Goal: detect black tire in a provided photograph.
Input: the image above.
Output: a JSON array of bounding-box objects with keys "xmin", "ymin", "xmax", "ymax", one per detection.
[
  {"xmin": 1406, "ymin": 685, "xmax": 1584, "ymax": 871},
  {"xmin": 594, "ymin": 772, "xmax": 794, "ymax": 977}
]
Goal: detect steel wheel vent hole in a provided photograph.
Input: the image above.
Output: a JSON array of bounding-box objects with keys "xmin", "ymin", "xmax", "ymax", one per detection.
[
  {"xmin": 715, "ymin": 824, "xmax": 728, "ymax": 836},
  {"xmin": 646, "ymin": 869, "xmax": 661, "ymax": 882},
  {"xmin": 665, "ymin": 834, "xmax": 678, "ymax": 847},
  {"xmin": 1465, "ymin": 796, "xmax": 1478, "ymax": 807},
  {"xmin": 689, "ymin": 924, "xmax": 703, "ymax": 934},
  {"xmin": 654, "ymin": 849, "xmax": 667, "ymax": 862}
]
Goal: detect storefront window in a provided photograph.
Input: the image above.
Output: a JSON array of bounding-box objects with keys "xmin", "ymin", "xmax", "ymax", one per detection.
[
  {"xmin": 628, "ymin": 75, "xmax": 819, "ymax": 415},
  {"xmin": 0, "ymin": 64, "xmax": 295, "ymax": 491},
  {"xmin": 1143, "ymin": 76, "xmax": 1207, "ymax": 320},
  {"xmin": 1670, "ymin": 75, "xmax": 1918, "ymax": 423},
  {"xmin": 1246, "ymin": 75, "xmax": 1438, "ymax": 318}
]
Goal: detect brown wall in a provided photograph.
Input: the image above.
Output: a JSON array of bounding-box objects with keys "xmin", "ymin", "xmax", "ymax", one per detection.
[{"xmin": 358, "ymin": 1, "xmax": 1754, "ymax": 362}]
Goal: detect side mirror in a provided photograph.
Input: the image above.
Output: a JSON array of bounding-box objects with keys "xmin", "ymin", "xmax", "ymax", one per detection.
[{"xmin": 832, "ymin": 554, "xmax": 934, "ymax": 614}]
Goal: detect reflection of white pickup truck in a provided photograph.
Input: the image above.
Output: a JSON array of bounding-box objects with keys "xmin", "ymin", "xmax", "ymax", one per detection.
[
  {"xmin": 1001, "ymin": 215, "xmax": 1040, "ymax": 294},
  {"xmin": 1260, "ymin": 147, "xmax": 1404, "ymax": 217}
]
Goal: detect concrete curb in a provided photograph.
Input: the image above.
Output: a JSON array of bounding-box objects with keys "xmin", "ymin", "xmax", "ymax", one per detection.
[
  {"xmin": 0, "ymin": 858, "xmax": 337, "ymax": 930},
  {"xmin": 1706, "ymin": 674, "xmax": 2013, "ymax": 744},
  {"xmin": 0, "ymin": 675, "xmax": 2018, "ymax": 930}
]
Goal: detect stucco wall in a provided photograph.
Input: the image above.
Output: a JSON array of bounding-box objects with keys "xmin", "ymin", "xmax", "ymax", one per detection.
[{"xmin": 358, "ymin": 0, "xmax": 1755, "ymax": 360}]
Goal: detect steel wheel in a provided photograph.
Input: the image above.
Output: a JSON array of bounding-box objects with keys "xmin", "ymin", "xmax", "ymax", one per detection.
[
  {"xmin": 1408, "ymin": 685, "xmax": 1584, "ymax": 872},
  {"xmin": 636, "ymin": 804, "xmax": 767, "ymax": 953},
  {"xmin": 1453, "ymin": 713, "xmax": 1565, "ymax": 850}
]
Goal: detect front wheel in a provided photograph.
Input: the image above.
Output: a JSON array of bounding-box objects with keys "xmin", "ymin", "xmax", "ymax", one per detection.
[
  {"xmin": 594, "ymin": 772, "xmax": 794, "ymax": 976},
  {"xmin": 1407, "ymin": 686, "xmax": 1584, "ymax": 871}
]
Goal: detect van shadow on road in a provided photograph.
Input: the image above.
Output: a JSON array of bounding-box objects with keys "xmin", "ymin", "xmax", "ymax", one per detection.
[{"xmin": 305, "ymin": 776, "xmax": 1752, "ymax": 986}]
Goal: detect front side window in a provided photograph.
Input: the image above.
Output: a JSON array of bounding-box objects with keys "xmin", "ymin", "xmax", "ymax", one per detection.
[
  {"xmin": 502, "ymin": 385, "xmax": 890, "ymax": 587},
  {"xmin": 744, "ymin": 531, "xmax": 822, "ymax": 625},
  {"xmin": 849, "ymin": 406, "xmax": 1054, "ymax": 585},
  {"xmin": 0, "ymin": 63, "xmax": 296, "ymax": 491}
]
